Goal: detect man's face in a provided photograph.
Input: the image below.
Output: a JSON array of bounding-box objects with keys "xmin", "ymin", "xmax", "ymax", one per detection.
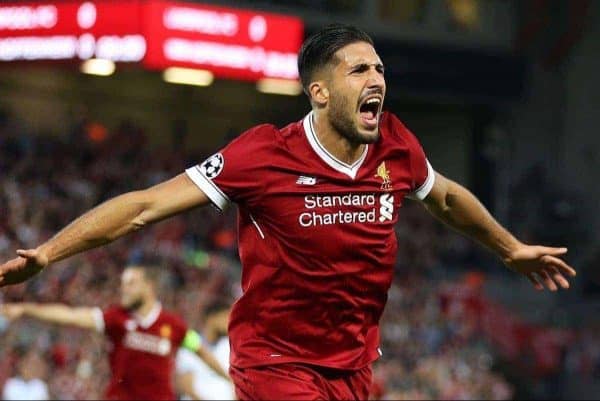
[
  {"xmin": 325, "ymin": 41, "xmax": 386, "ymax": 144},
  {"xmin": 120, "ymin": 268, "xmax": 149, "ymax": 310}
]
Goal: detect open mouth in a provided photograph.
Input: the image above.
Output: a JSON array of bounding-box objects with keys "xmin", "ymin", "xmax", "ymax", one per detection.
[{"xmin": 358, "ymin": 96, "xmax": 382, "ymax": 129}]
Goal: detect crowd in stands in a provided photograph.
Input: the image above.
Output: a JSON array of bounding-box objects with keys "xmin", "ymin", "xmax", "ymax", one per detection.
[{"xmin": 0, "ymin": 112, "xmax": 594, "ymax": 399}]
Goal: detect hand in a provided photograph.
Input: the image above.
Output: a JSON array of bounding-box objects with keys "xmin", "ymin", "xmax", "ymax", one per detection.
[
  {"xmin": 0, "ymin": 248, "xmax": 49, "ymax": 287},
  {"xmin": 0, "ymin": 304, "xmax": 26, "ymax": 321},
  {"xmin": 503, "ymin": 245, "xmax": 576, "ymax": 291}
]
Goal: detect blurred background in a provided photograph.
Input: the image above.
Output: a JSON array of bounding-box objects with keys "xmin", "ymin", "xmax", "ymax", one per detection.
[{"xmin": 0, "ymin": 0, "xmax": 598, "ymax": 399}]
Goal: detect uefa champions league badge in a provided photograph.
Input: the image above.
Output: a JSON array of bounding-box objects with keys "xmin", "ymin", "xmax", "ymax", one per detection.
[{"xmin": 200, "ymin": 153, "xmax": 224, "ymax": 179}]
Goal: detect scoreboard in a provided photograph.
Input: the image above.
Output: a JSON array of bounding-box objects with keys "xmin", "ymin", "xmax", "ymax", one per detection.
[{"xmin": 0, "ymin": 0, "xmax": 304, "ymax": 81}]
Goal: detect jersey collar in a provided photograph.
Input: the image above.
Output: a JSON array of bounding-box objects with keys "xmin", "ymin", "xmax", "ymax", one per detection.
[
  {"xmin": 303, "ymin": 111, "xmax": 368, "ymax": 180},
  {"xmin": 134, "ymin": 302, "xmax": 162, "ymax": 329}
]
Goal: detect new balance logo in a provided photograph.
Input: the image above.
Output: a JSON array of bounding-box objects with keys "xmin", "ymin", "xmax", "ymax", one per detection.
[{"xmin": 296, "ymin": 176, "xmax": 316, "ymax": 185}]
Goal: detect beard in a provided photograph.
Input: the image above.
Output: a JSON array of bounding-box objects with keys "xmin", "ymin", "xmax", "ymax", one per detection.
[
  {"xmin": 327, "ymin": 91, "xmax": 379, "ymax": 145},
  {"xmin": 124, "ymin": 297, "xmax": 143, "ymax": 312}
]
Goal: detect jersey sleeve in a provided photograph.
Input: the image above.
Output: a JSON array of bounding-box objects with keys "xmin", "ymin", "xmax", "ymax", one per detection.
[
  {"xmin": 185, "ymin": 124, "xmax": 277, "ymax": 210},
  {"xmin": 92, "ymin": 307, "xmax": 105, "ymax": 333},
  {"xmin": 101, "ymin": 306, "xmax": 123, "ymax": 338},
  {"xmin": 408, "ymin": 145, "xmax": 435, "ymax": 201},
  {"xmin": 175, "ymin": 348, "xmax": 197, "ymax": 375},
  {"xmin": 386, "ymin": 113, "xmax": 435, "ymax": 200},
  {"xmin": 171, "ymin": 315, "xmax": 189, "ymax": 349}
]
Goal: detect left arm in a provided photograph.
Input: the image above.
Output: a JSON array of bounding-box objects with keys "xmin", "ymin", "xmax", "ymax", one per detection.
[
  {"xmin": 421, "ymin": 172, "xmax": 576, "ymax": 291},
  {"xmin": 195, "ymin": 345, "xmax": 230, "ymax": 381},
  {"xmin": 181, "ymin": 329, "xmax": 230, "ymax": 380}
]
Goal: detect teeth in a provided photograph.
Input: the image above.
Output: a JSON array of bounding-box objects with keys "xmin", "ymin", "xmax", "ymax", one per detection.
[{"xmin": 365, "ymin": 98, "xmax": 380, "ymax": 105}]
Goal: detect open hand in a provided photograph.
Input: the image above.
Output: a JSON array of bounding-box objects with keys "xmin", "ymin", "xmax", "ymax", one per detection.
[
  {"xmin": 503, "ymin": 245, "xmax": 576, "ymax": 291},
  {"xmin": 0, "ymin": 248, "xmax": 49, "ymax": 287}
]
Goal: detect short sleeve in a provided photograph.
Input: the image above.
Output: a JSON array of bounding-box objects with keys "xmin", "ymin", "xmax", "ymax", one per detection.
[
  {"xmin": 385, "ymin": 112, "xmax": 435, "ymax": 200},
  {"xmin": 102, "ymin": 306, "xmax": 123, "ymax": 338},
  {"xmin": 172, "ymin": 315, "xmax": 189, "ymax": 348},
  {"xmin": 92, "ymin": 307, "xmax": 105, "ymax": 333},
  {"xmin": 185, "ymin": 124, "xmax": 276, "ymax": 210},
  {"xmin": 409, "ymin": 158, "xmax": 435, "ymax": 201},
  {"xmin": 175, "ymin": 348, "xmax": 196, "ymax": 374}
]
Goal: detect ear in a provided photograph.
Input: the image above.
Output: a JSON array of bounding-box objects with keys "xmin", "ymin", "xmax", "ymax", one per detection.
[{"xmin": 308, "ymin": 81, "xmax": 329, "ymax": 106}]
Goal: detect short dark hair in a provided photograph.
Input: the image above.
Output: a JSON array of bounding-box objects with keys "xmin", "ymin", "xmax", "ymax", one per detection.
[
  {"xmin": 298, "ymin": 24, "xmax": 374, "ymax": 95},
  {"xmin": 125, "ymin": 264, "xmax": 162, "ymax": 286}
]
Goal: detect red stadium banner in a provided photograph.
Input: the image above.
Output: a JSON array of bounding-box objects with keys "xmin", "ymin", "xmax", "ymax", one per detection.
[
  {"xmin": 142, "ymin": 0, "xmax": 303, "ymax": 80},
  {"xmin": 0, "ymin": 1, "xmax": 145, "ymax": 62},
  {"xmin": 0, "ymin": 0, "xmax": 304, "ymax": 81}
]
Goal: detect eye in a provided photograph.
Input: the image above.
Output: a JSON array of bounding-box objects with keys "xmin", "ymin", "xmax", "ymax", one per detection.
[{"xmin": 351, "ymin": 65, "xmax": 368, "ymax": 74}]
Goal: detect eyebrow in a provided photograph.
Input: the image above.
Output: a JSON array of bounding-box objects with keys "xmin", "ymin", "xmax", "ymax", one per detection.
[{"xmin": 348, "ymin": 62, "xmax": 385, "ymax": 70}]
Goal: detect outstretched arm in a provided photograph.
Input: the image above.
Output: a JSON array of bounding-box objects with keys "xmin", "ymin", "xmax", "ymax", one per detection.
[
  {"xmin": 0, "ymin": 303, "xmax": 99, "ymax": 330},
  {"xmin": 421, "ymin": 172, "xmax": 576, "ymax": 291},
  {"xmin": 181, "ymin": 329, "xmax": 231, "ymax": 380},
  {"xmin": 0, "ymin": 174, "xmax": 209, "ymax": 286},
  {"xmin": 195, "ymin": 344, "xmax": 230, "ymax": 381},
  {"xmin": 176, "ymin": 371, "xmax": 204, "ymax": 400}
]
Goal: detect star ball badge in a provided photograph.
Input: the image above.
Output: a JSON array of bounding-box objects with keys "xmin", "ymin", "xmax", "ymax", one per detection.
[{"xmin": 201, "ymin": 153, "xmax": 224, "ymax": 179}]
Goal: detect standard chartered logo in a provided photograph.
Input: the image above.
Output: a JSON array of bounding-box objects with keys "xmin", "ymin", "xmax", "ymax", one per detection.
[
  {"xmin": 379, "ymin": 194, "xmax": 394, "ymax": 222},
  {"xmin": 298, "ymin": 193, "xmax": 395, "ymax": 227}
]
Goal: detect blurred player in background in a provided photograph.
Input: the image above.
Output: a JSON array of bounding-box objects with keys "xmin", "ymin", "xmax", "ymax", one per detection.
[
  {"xmin": 0, "ymin": 265, "xmax": 229, "ymax": 401},
  {"xmin": 2, "ymin": 347, "xmax": 49, "ymax": 401},
  {"xmin": 176, "ymin": 303, "xmax": 234, "ymax": 400},
  {"xmin": 0, "ymin": 24, "xmax": 576, "ymax": 400}
]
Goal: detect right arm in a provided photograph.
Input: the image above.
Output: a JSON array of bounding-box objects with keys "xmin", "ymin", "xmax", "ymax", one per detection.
[
  {"xmin": 0, "ymin": 303, "xmax": 100, "ymax": 330},
  {"xmin": 0, "ymin": 174, "xmax": 209, "ymax": 286}
]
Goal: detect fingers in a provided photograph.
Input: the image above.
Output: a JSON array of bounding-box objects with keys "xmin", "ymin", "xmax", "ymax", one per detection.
[
  {"xmin": 527, "ymin": 265, "xmax": 573, "ymax": 291},
  {"xmin": 541, "ymin": 255, "xmax": 577, "ymax": 277},
  {"xmin": 548, "ymin": 266, "xmax": 570, "ymax": 289},
  {"xmin": 538, "ymin": 249, "xmax": 577, "ymax": 291},
  {"xmin": 514, "ymin": 245, "xmax": 575, "ymax": 291},
  {"xmin": 526, "ymin": 273, "xmax": 544, "ymax": 291},
  {"xmin": 16, "ymin": 249, "xmax": 37, "ymax": 259},
  {"xmin": 539, "ymin": 270, "xmax": 558, "ymax": 291},
  {"xmin": 0, "ymin": 258, "xmax": 20, "ymax": 285},
  {"xmin": 538, "ymin": 246, "xmax": 568, "ymax": 256},
  {"xmin": 0, "ymin": 257, "xmax": 27, "ymax": 286}
]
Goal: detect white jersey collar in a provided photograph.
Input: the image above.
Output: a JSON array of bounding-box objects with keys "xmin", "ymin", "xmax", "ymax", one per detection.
[
  {"xmin": 134, "ymin": 302, "xmax": 162, "ymax": 329},
  {"xmin": 303, "ymin": 111, "xmax": 368, "ymax": 180}
]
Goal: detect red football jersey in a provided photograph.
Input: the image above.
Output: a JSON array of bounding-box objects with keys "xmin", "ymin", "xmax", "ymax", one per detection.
[
  {"xmin": 185, "ymin": 111, "xmax": 434, "ymax": 370},
  {"xmin": 93, "ymin": 303, "xmax": 188, "ymax": 400}
]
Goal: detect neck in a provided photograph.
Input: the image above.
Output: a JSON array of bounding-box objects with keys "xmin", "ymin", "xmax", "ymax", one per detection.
[
  {"xmin": 312, "ymin": 109, "xmax": 365, "ymax": 165},
  {"xmin": 135, "ymin": 297, "xmax": 157, "ymax": 319}
]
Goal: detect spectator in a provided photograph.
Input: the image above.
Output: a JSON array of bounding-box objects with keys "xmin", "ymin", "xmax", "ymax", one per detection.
[{"xmin": 3, "ymin": 347, "xmax": 49, "ymax": 400}]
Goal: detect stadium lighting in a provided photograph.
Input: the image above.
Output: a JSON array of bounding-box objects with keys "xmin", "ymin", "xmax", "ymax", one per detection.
[
  {"xmin": 256, "ymin": 78, "xmax": 302, "ymax": 96},
  {"xmin": 162, "ymin": 67, "xmax": 214, "ymax": 86},
  {"xmin": 80, "ymin": 58, "xmax": 115, "ymax": 76}
]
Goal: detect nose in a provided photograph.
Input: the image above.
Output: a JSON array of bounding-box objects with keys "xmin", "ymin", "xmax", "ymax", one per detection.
[{"xmin": 366, "ymin": 68, "xmax": 384, "ymax": 90}]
